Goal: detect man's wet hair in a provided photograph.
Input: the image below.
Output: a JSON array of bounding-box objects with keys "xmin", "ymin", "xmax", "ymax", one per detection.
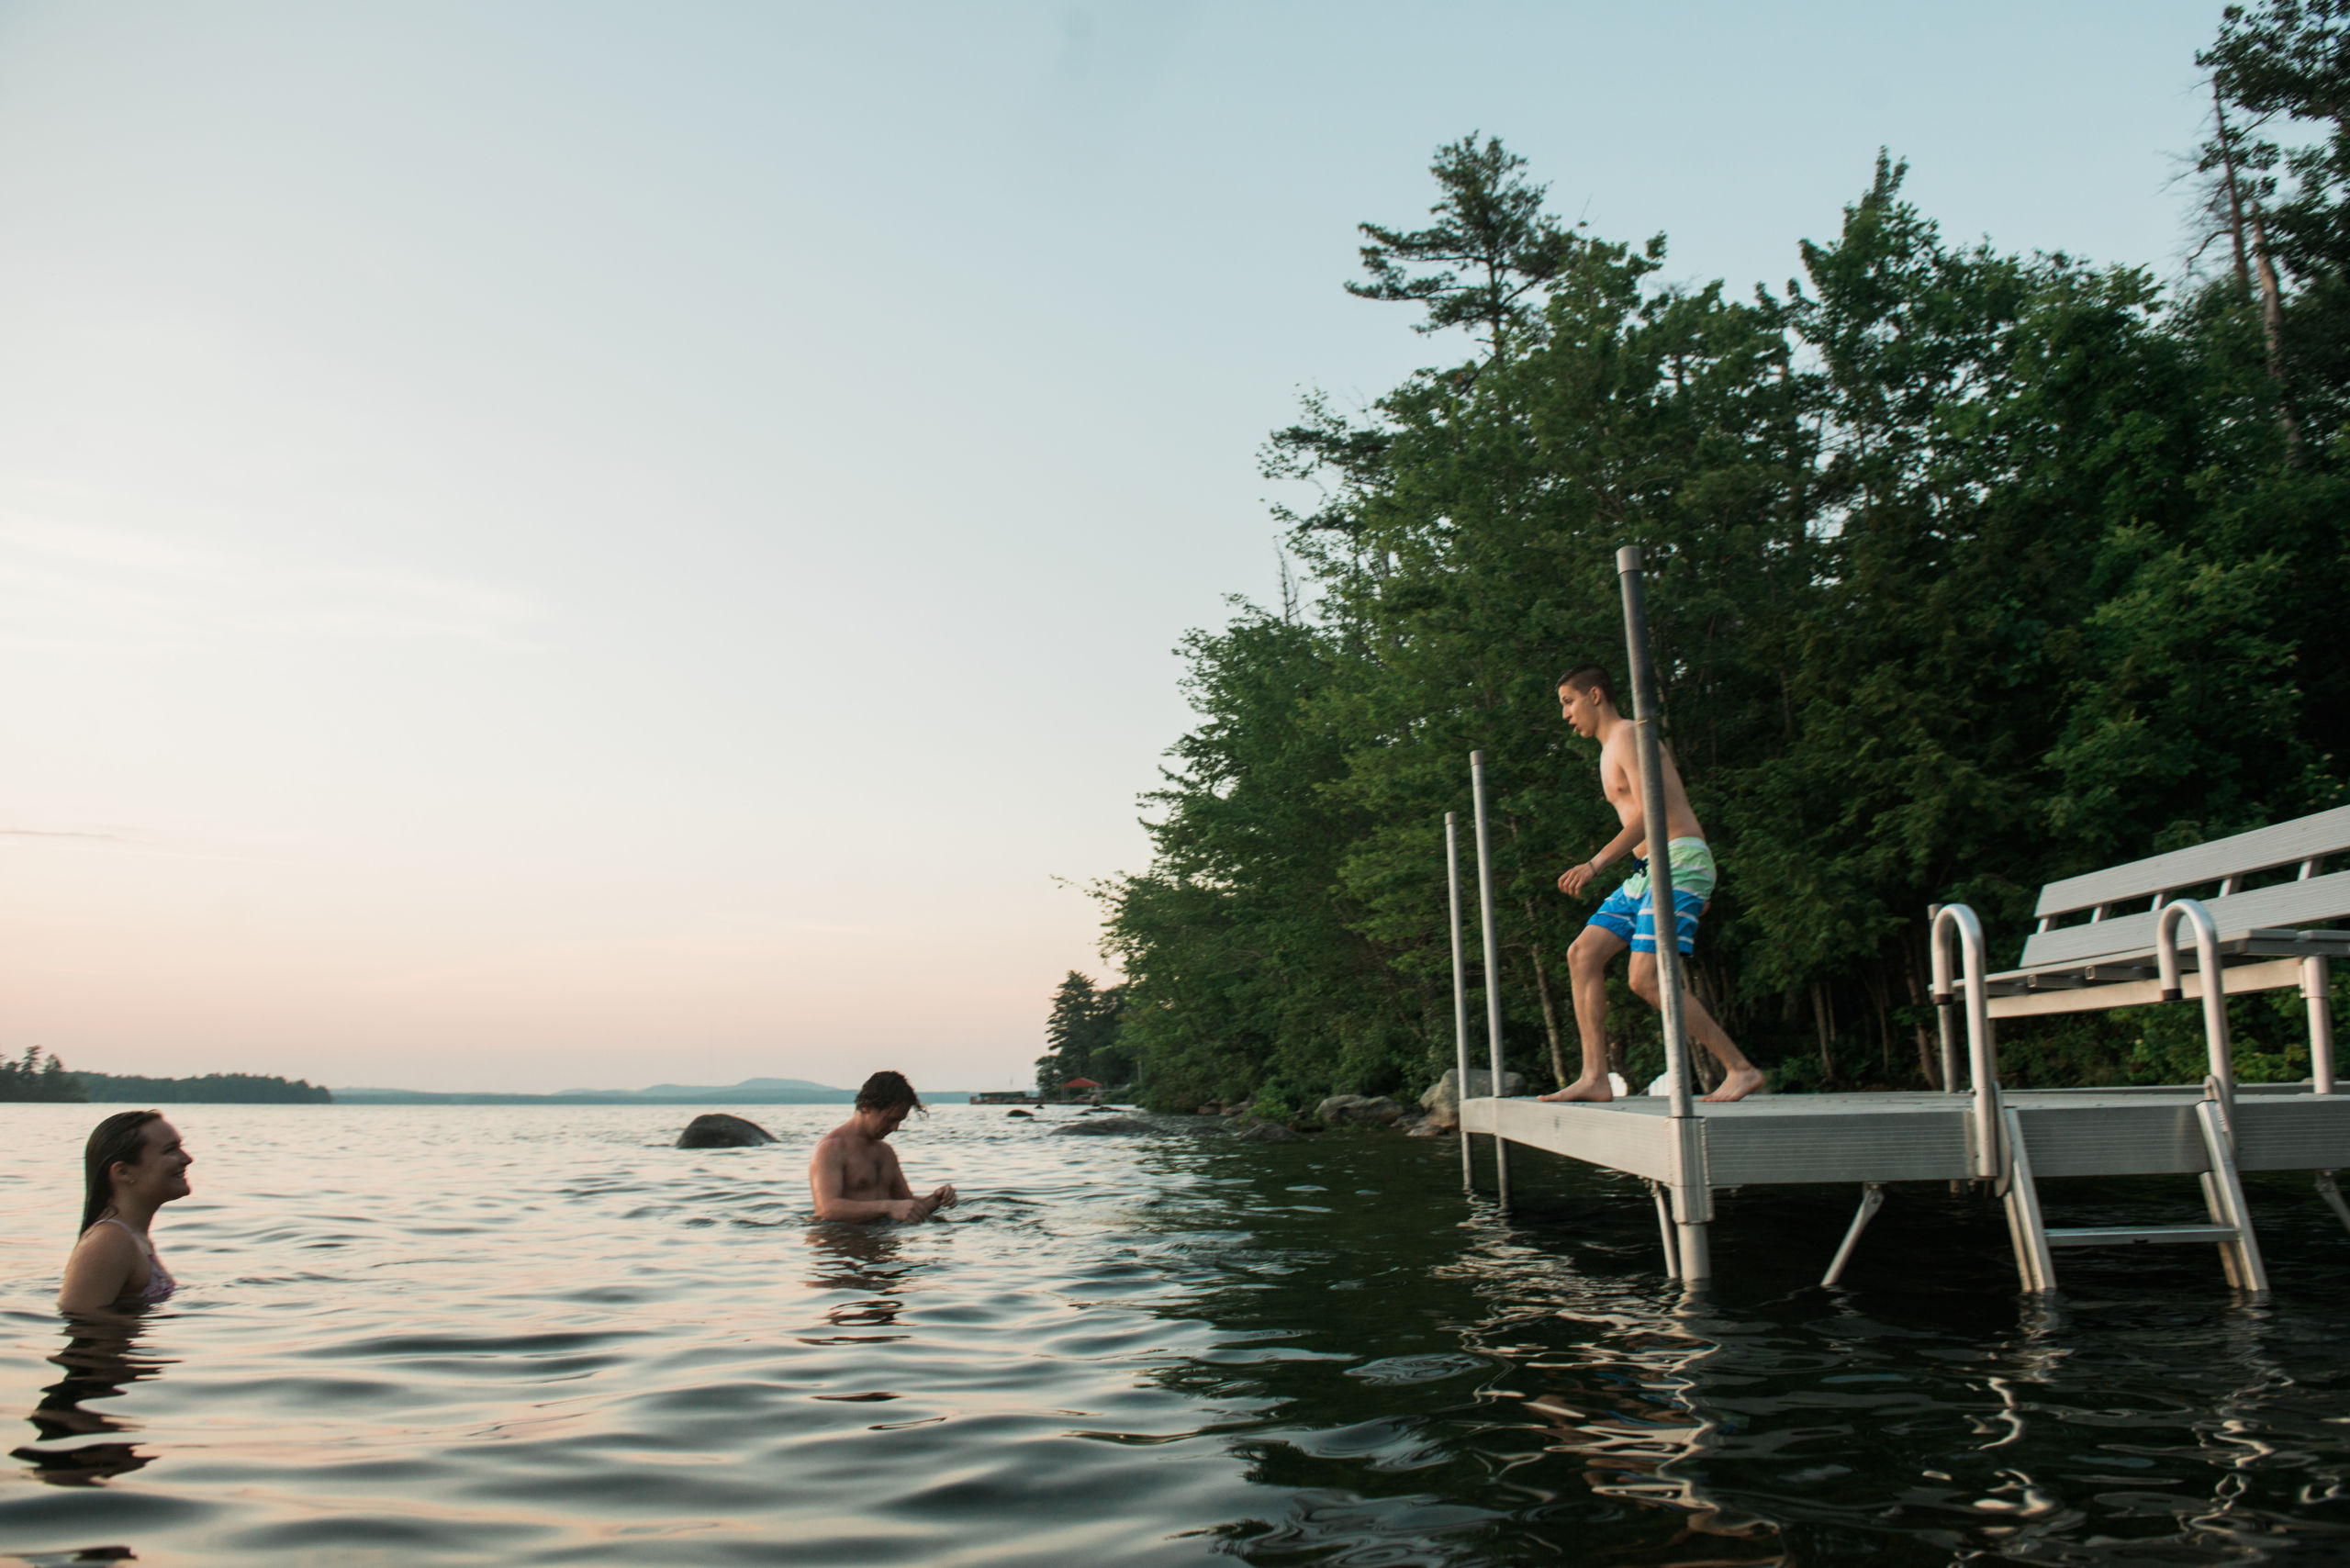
[
  {"xmin": 856, "ymin": 1070, "xmax": 925, "ymax": 1114},
  {"xmin": 1556, "ymin": 664, "xmax": 1617, "ymax": 707}
]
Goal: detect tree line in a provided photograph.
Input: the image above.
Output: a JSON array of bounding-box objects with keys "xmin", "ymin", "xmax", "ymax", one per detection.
[
  {"xmin": 1080, "ymin": 2, "xmax": 2350, "ymax": 1118},
  {"xmin": 0, "ymin": 1047, "xmax": 334, "ymax": 1103}
]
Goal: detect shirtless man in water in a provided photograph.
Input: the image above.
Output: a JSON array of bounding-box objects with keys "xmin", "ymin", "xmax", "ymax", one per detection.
[
  {"xmin": 809, "ymin": 1071, "xmax": 958, "ymax": 1223},
  {"xmin": 1539, "ymin": 665, "xmax": 1765, "ymax": 1104}
]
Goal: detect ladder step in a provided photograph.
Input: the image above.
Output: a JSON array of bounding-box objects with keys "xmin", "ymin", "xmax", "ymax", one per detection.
[{"xmin": 2045, "ymin": 1225, "xmax": 2240, "ymax": 1248}]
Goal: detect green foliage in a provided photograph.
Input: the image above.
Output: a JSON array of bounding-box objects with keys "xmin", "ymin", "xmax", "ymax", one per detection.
[
  {"xmin": 1098, "ymin": 117, "xmax": 2350, "ymax": 1113},
  {"xmin": 0, "ymin": 1047, "xmax": 90, "ymax": 1103},
  {"xmin": 73, "ymin": 1070, "xmax": 333, "ymax": 1103},
  {"xmin": 1035, "ymin": 972, "xmax": 1129, "ymax": 1093}
]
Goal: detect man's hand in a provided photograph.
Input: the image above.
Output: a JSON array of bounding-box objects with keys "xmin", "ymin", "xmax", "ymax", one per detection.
[
  {"xmin": 888, "ymin": 1186, "xmax": 957, "ymax": 1223},
  {"xmin": 1558, "ymin": 859, "xmax": 1600, "ymax": 899}
]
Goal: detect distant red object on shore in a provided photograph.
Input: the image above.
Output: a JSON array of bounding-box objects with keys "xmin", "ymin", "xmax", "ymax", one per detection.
[{"xmin": 1061, "ymin": 1077, "xmax": 1102, "ymax": 1091}]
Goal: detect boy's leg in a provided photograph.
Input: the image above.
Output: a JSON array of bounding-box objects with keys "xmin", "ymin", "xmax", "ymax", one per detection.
[
  {"xmin": 1539, "ymin": 923, "xmax": 1627, "ymax": 1103},
  {"xmin": 1626, "ymin": 952, "xmax": 1764, "ymax": 1103}
]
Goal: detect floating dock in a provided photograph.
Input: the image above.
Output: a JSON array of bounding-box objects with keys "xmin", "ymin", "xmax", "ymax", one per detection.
[
  {"xmin": 1448, "ymin": 547, "xmax": 2350, "ymax": 1294},
  {"xmin": 1463, "ymin": 1083, "xmax": 2350, "ymax": 1189}
]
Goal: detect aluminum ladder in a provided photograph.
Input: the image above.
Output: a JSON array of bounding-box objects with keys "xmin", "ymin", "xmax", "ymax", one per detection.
[{"xmin": 1999, "ymin": 1080, "xmax": 2268, "ymax": 1294}]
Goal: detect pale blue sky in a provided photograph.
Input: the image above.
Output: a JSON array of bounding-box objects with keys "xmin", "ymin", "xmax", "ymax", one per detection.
[{"xmin": 0, "ymin": 1, "xmax": 2232, "ymax": 1090}]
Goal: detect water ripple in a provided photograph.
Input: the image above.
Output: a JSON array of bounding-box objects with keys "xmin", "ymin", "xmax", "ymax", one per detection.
[{"xmin": 3, "ymin": 1104, "xmax": 2350, "ymax": 1563}]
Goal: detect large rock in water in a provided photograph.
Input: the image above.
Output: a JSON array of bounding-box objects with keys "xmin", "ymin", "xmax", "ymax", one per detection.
[
  {"xmin": 1055, "ymin": 1115, "xmax": 1152, "ymax": 1136},
  {"xmin": 1417, "ymin": 1068, "xmax": 1526, "ymax": 1131},
  {"xmin": 1315, "ymin": 1093, "xmax": 1407, "ymax": 1127},
  {"xmin": 1235, "ymin": 1121, "xmax": 1304, "ymax": 1143},
  {"xmin": 677, "ymin": 1113, "xmax": 776, "ymax": 1148}
]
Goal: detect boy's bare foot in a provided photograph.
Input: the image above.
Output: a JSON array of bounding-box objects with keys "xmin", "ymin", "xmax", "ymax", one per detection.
[
  {"xmin": 1538, "ymin": 1076, "xmax": 1614, "ymax": 1103},
  {"xmin": 1701, "ymin": 1066, "xmax": 1766, "ymax": 1103}
]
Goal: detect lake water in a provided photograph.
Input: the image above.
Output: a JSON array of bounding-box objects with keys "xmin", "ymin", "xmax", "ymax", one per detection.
[{"xmin": 4, "ymin": 1102, "xmax": 2350, "ymax": 1565}]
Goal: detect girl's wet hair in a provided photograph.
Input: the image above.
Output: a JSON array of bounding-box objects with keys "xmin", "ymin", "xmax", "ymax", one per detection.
[
  {"xmin": 855, "ymin": 1071, "xmax": 924, "ymax": 1114},
  {"xmin": 80, "ymin": 1111, "xmax": 162, "ymax": 1237}
]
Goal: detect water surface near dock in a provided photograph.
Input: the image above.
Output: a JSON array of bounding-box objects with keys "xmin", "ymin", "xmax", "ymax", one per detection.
[{"xmin": 3, "ymin": 1103, "xmax": 2347, "ymax": 1564}]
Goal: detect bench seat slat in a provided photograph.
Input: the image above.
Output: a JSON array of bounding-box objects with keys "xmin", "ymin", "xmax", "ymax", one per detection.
[
  {"xmin": 2033, "ymin": 805, "xmax": 2350, "ymax": 917},
  {"xmin": 2017, "ymin": 873, "xmax": 2350, "ymax": 969}
]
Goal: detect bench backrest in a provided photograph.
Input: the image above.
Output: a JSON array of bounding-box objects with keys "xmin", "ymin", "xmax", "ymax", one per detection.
[{"xmin": 2017, "ymin": 804, "xmax": 2350, "ymax": 969}]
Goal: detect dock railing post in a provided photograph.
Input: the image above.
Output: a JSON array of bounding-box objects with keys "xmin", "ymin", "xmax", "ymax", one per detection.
[
  {"xmin": 1928, "ymin": 903, "xmax": 1960, "ymax": 1093},
  {"xmin": 2155, "ymin": 899, "xmax": 2234, "ymax": 1126},
  {"xmin": 1616, "ymin": 546, "xmax": 1708, "ymax": 1279},
  {"xmin": 1929, "ymin": 903, "xmax": 1999, "ymax": 1179},
  {"xmin": 2306, "ymin": 956, "xmax": 2335, "ymax": 1095},
  {"xmin": 1447, "ymin": 812, "xmax": 1474, "ymax": 1191},
  {"xmin": 1470, "ymin": 751, "xmax": 1511, "ymax": 1209}
]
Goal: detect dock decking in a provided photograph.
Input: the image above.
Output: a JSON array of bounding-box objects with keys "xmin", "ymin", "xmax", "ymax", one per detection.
[{"xmin": 1460, "ymin": 1084, "xmax": 2350, "ymax": 1188}]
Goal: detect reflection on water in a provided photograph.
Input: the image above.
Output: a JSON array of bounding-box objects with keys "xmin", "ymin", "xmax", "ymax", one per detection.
[
  {"xmin": 12, "ymin": 1323, "xmax": 166, "ymax": 1488},
  {"xmin": 1, "ymin": 1103, "xmax": 2347, "ymax": 1565}
]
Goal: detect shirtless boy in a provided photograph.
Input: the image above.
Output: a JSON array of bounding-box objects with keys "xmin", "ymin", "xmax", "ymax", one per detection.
[
  {"xmin": 1539, "ymin": 665, "xmax": 1764, "ymax": 1104},
  {"xmin": 809, "ymin": 1071, "xmax": 959, "ymax": 1223}
]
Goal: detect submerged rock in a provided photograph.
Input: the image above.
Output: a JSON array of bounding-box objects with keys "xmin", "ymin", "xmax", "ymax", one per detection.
[
  {"xmin": 676, "ymin": 1113, "xmax": 776, "ymax": 1148},
  {"xmin": 1235, "ymin": 1122, "xmax": 1304, "ymax": 1143},
  {"xmin": 1007, "ymin": 1108, "xmax": 1034, "ymax": 1118},
  {"xmin": 1055, "ymin": 1115, "xmax": 1152, "ymax": 1136}
]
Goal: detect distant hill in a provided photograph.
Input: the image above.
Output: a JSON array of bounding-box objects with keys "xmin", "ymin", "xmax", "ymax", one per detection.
[{"xmin": 332, "ymin": 1078, "xmax": 979, "ymax": 1106}]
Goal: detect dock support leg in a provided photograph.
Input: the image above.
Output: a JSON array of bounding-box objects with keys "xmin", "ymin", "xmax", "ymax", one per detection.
[
  {"xmin": 2316, "ymin": 1172, "xmax": 2350, "ymax": 1236},
  {"xmin": 1675, "ymin": 1218, "xmax": 1711, "ymax": 1283},
  {"xmin": 1647, "ymin": 1180, "xmax": 1679, "ymax": 1279},
  {"xmin": 2000, "ymin": 1106, "xmax": 2056, "ymax": 1294},
  {"xmin": 1822, "ymin": 1183, "xmax": 1886, "ymax": 1288}
]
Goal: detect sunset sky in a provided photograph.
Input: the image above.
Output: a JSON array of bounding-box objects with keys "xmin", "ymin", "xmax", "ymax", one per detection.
[{"xmin": 1, "ymin": 1, "xmax": 2232, "ymax": 1091}]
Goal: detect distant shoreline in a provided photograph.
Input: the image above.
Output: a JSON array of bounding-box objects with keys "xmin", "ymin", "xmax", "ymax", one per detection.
[{"xmin": 330, "ymin": 1086, "xmax": 987, "ymax": 1106}]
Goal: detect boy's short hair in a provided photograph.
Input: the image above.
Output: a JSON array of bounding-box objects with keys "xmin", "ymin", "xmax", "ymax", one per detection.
[
  {"xmin": 856, "ymin": 1070, "xmax": 925, "ymax": 1114},
  {"xmin": 1556, "ymin": 664, "xmax": 1617, "ymax": 706}
]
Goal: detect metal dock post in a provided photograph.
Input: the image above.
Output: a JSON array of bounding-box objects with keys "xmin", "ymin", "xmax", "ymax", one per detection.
[
  {"xmin": 1470, "ymin": 751, "xmax": 1510, "ymax": 1210},
  {"xmin": 1447, "ymin": 812, "xmax": 1474, "ymax": 1191},
  {"xmin": 1616, "ymin": 547, "xmax": 1708, "ymax": 1280}
]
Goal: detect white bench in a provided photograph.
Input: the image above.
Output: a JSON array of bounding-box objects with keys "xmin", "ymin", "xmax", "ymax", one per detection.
[
  {"xmin": 1981, "ymin": 804, "xmax": 2349, "ymax": 1094},
  {"xmin": 1859, "ymin": 810, "xmax": 2350, "ymax": 1295}
]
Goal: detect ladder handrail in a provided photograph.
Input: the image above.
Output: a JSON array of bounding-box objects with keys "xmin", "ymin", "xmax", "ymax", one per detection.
[
  {"xmin": 2155, "ymin": 898, "xmax": 2236, "ymax": 1120},
  {"xmin": 1930, "ymin": 903, "xmax": 2002, "ymax": 1179}
]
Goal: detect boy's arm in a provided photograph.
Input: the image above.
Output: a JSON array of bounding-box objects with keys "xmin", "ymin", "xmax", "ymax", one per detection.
[{"xmin": 1559, "ymin": 745, "xmax": 1647, "ymax": 895}]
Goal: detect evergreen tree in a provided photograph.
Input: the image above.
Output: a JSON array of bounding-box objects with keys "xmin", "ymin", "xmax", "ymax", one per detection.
[
  {"xmin": 1035, "ymin": 972, "xmax": 1129, "ymax": 1093},
  {"xmin": 0, "ymin": 1047, "xmax": 90, "ymax": 1103}
]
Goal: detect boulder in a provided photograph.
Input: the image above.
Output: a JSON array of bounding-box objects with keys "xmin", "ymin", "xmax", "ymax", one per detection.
[
  {"xmin": 1235, "ymin": 1121, "xmax": 1304, "ymax": 1143},
  {"xmin": 1315, "ymin": 1093, "xmax": 1407, "ymax": 1127},
  {"xmin": 1196, "ymin": 1103, "xmax": 1223, "ymax": 1117},
  {"xmin": 1417, "ymin": 1068, "xmax": 1527, "ymax": 1131},
  {"xmin": 1404, "ymin": 1117, "xmax": 1447, "ymax": 1137},
  {"xmin": 676, "ymin": 1113, "xmax": 775, "ymax": 1148},
  {"xmin": 1007, "ymin": 1108, "xmax": 1034, "ymax": 1118},
  {"xmin": 1054, "ymin": 1115, "xmax": 1152, "ymax": 1136}
]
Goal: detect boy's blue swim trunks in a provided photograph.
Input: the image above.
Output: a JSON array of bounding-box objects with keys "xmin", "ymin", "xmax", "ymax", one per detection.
[{"xmin": 1587, "ymin": 837, "xmax": 1717, "ymax": 955}]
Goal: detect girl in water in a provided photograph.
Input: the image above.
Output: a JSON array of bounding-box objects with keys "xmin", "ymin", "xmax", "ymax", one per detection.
[{"xmin": 58, "ymin": 1111, "xmax": 192, "ymax": 1316}]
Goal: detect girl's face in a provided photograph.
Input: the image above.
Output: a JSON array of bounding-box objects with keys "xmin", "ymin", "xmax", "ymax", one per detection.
[{"xmin": 115, "ymin": 1118, "xmax": 194, "ymax": 1206}]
